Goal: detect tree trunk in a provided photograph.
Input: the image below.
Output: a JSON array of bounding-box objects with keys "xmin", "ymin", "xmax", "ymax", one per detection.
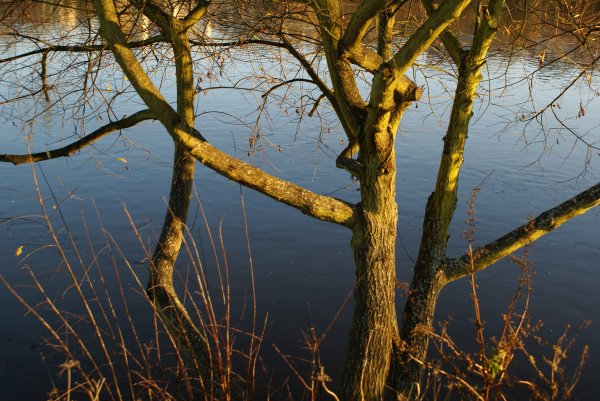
[
  {"xmin": 148, "ymin": 144, "xmax": 215, "ymax": 382},
  {"xmin": 393, "ymin": 240, "xmax": 448, "ymax": 400},
  {"xmin": 149, "ymin": 145, "xmax": 195, "ymax": 292},
  {"xmin": 391, "ymin": 10, "xmax": 502, "ymax": 393},
  {"xmin": 147, "ymin": 25, "xmax": 216, "ymax": 390},
  {"xmin": 393, "ymin": 58, "xmax": 482, "ymax": 395},
  {"xmin": 341, "ymin": 72, "xmax": 420, "ymax": 401},
  {"xmin": 342, "ymin": 156, "xmax": 398, "ymax": 401}
]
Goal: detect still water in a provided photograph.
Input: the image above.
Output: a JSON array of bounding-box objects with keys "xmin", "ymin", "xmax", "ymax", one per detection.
[{"xmin": 1, "ymin": 5, "xmax": 599, "ymax": 401}]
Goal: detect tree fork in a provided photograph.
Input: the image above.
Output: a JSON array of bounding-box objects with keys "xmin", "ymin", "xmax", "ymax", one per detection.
[
  {"xmin": 340, "ymin": 72, "xmax": 420, "ymax": 401},
  {"xmin": 444, "ymin": 180, "xmax": 600, "ymax": 281},
  {"xmin": 392, "ymin": 2, "xmax": 505, "ymax": 395},
  {"xmin": 148, "ymin": 143, "xmax": 215, "ymax": 386}
]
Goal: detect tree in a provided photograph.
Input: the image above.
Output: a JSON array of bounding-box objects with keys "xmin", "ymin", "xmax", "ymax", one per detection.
[{"xmin": 1, "ymin": 0, "xmax": 599, "ymax": 400}]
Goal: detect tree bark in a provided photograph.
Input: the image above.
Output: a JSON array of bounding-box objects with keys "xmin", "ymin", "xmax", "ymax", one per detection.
[
  {"xmin": 394, "ymin": 53, "xmax": 484, "ymax": 395},
  {"xmin": 146, "ymin": 21, "xmax": 216, "ymax": 387},
  {"xmin": 343, "ymin": 158, "xmax": 399, "ymax": 401},
  {"xmin": 341, "ymin": 72, "xmax": 420, "ymax": 401},
  {"xmin": 148, "ymin": 144, "xmax": 216, "ymax": 384},
  {"xmin": 392, "ymin": 2, "xmax": 505, "ymax": 396}
]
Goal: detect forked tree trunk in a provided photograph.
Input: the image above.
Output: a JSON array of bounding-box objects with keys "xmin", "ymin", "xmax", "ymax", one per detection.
[
  {"xmin": 147, "ymin": 23, "xmax": 220, "ymax": 388},
  {"xmin": 148, "ymin": 144, "xmax": 217, "ymax": 387},
  {"xmin": 392, "ymin": 6, "xmax": 503, "ymax": 394},
  {"xmin": 341, "ymin": 72, "xmax": 420, "ymax": 401}
]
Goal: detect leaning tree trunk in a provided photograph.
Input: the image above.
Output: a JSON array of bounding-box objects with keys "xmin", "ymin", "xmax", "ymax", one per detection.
[
  {"xmin": 392, "ymin": 3, "xmax": 504, "ymax": 396},
  {"xmin": 392, "ymin": 59, "xmax": 488, "ymax": 398},
  {"xmin": 392, "ymin": 61, "xmax": 480, "ymax": 396},
  {"xmin": 147, "ymin": 26, "xmax": 215, "ymax": 389},
  {"xmin": 148, "ymin": 144, "xmax": 214, "ymax": 380}
]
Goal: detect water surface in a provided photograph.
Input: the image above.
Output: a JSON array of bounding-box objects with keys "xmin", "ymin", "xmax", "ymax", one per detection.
[{"xmin": 1, "ymin": 3, "xmax": 599, "ymax": 400}]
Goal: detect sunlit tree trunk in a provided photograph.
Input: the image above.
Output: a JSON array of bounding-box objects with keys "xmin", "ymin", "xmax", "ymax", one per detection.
[
  {"xmin": 392, "ymin": 3, "xmax": 505, "ymax": 397},
  {"xmin": 146, "ymin": 24, "xmax": 216, "ymax": 382},
  {"xmin": 40, "ymin": 2, "xmax": 599, "ymax": 401},
  {"xmin": 342, "ymin": 70, "xmax": 422, "ymax": 401},
  {"xmin": 343, "ymin": 144, "xmax": 399, "ymax": 401},
  {"xmin": 330, "ymin": 0, "xmax": 469, "ymax": 396}
]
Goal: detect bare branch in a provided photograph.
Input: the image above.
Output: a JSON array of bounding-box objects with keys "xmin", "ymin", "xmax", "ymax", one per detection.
[
  {"xmin": 182, "ymin": 0, "xmax": 210, "ymax": 31},
  {"xmin": 278, "ymin": 36, "xmax": 339, "ymax": 115},
  {"xmin": 420, "ymin": 0, "xmax": 466, "ymax": 65},
  {"xmin": 0, "ymin": 35, "xmax": 166, "ymax": 64},
  {"xmin": 94, "ymin": 0, "xmax": 357, "ymax": 227},
  {"xmin": 444, "ymin": 181, "xmax": 600, "ymax": 282},
  {"xmin": 184, "ymin": 132, "xmax": 357, "ymax": 227},
  {"xmin": 0, "ymin": 109, "xmax": 154, "ymax": 165},
  {"xmin": 261, "ymin": 78, "xmax": 316, "ymax": 99},
  {"xmin": 190, "ymin": 37, "xmax": 339, "ymax": 113},
  {"xmin": 390, "ymin": 0, "xmax": 472, "ymax": 74},
  {"xmin": 200, "ymin": 36, "xmax": 359, "ymax": 141},
  {"xmin": 314, "ymin": 0, "xmax": 367, "ymax": 139},
  {"xmin": 128, "ymin": 0, "xmax": 174, "ymax": 34}
]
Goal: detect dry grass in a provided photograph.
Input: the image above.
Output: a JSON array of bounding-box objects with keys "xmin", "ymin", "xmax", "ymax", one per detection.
[
  {"xmin": 0, "ymin": 174, "xmax": 589, "ymax": 401},
  {"xmin": 413, "ymin": 186, "xmax": 590, "ymax": 401},
  {"xmin": 0, "ymin": 165, "xmax": 265, "ymax": 401}
]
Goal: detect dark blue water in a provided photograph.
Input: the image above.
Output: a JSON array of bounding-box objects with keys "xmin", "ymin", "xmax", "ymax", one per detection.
[{"xmin": 1, "ymin": 12, "xmax": 599, "ymax": 401}]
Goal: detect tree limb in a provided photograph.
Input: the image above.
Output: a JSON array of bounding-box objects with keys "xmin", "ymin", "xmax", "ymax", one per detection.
[
  {"xmin": 0, "ymin": 109, "xmax": 154, "ymax": 165},
  {"xmin": 377, "ymin": 2, "xmax": 401, "ymax": 60},
  {"xmin": 339, "ymin": 0, "xmax": 391, "ymax": 71},
  {"xmin": 94, "ymin": 0, "xmax": 357, "ymax": 227},
  {"xmin": 390, "ymin": 0, "xmax": 472, "ymax": 74},
  {"xmin": 336, "ymin": 139, "xmax": 363, "ymax": 177},
  {"xmin": 0, "ymin": 35, "xmax": 166, "ymax": 64},
  {"xmin": 129, "ymin": 0, "xmax": 173, "ymax": 33},
  {"xmin": 410, "ymin": 0, "xmax": 503, "ymax": 270},
  {"xmin": 444, "ymin": 181, "xmax": 600, "ymax": 282},
  {"xmin": 314, "ymin": 0, "xmax": 367, "ymax": 139},
  {"xmin": 420, "ymin": 0, "xmax": 466, "ymax": 65},
  {"xmin": 95, "ymin": 0, "xmax": 180, "ymax": 125},
  {"xmin": 345, "ymin": 46, "xmax": 384, "ymax": 73},
  {"xmin": 182, "ymin": 0, "xmax": 210, "ymax": 31},
  {"xmin": 343, "ymin": 0, "xmax": 391, "ymax": 50},
  {"xmin": 438, "ymin": 30, "xmax": 467, "ymax": 66},
  {"xmin": 183, "ymin": 132, "xmax": 357, "ymax": 227},
  {"xmin": 261, "ymin": 78, "xmax": 317, "ymax": 99}
]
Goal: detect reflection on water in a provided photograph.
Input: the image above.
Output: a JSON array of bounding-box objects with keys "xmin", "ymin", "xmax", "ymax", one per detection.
[{"xmin": 0, "ymin": 2, "xmax": 599, "ymax": 400}]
